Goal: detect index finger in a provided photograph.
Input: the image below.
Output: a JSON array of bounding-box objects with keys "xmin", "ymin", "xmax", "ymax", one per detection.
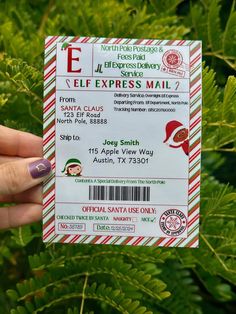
[{"xmin": 0, "ymin": 125, "xmax": 42, "ymax": 157}]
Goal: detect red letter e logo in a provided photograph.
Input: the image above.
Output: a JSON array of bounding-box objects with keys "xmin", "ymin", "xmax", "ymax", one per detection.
[{"xmin": 67, "ymin": 47, "xmax": 81, "ymax": 73}]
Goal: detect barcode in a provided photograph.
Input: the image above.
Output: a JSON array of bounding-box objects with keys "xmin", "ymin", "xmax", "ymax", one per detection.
[{"xmin": 89, "ymin": 186, "xmax": 150, "ymax": 201}]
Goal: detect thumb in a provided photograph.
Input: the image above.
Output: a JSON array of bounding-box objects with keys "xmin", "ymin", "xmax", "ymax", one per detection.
[{"xmin": 0, "ymin": 158, "xmax": 51, "ymax": 195}]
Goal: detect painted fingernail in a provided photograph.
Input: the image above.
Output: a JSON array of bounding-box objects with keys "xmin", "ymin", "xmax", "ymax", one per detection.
[{"xmin": 28, "ymin": 159, "xmax": 51, "ymax": 179}]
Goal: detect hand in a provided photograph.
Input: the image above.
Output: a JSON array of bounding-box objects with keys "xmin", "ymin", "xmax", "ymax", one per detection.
[{"xmin": 0, "ymin": 125, "xmax": 51, "ymax": 229}]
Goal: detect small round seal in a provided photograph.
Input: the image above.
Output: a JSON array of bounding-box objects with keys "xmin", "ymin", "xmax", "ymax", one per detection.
[
  {"xmin": 162, "ymin": 50, "xmax": 183, "ymax": 69},
  {"xmin": 159, "ymin": 209, "xmax": 187, "ymax": 236}
]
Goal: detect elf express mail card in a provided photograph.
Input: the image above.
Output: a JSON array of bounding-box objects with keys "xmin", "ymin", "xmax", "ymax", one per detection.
[{"xmin": 43, "ymin": 36, "xmax": 202, "ymax": 247}]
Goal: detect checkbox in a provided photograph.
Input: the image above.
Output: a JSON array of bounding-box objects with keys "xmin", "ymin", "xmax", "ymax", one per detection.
[{"xmin": 132, "ymin": 217, "xmax": 138, "ymax": 222}]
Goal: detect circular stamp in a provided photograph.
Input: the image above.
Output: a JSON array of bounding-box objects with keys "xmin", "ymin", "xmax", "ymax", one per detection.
[
  {"xmin": 162, "ymin": 50, "xmax": 183, "ymax": 69},
  {"xmin": 159, "ymin": 209, "xmax": 187, "ymax": 236}
]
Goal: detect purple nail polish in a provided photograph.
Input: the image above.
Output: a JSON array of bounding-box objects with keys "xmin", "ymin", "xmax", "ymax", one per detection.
[{"xmin": 28, "ymin": 159, "xmax": 51, "ymax": 179}]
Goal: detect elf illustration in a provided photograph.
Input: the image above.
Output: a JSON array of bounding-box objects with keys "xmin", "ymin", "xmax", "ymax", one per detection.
[
  {"xmin": 163, "ymin": 120, "xmax": 189, "ymax": 155},
  {"xmin": 62, "ymin": 158, "xmax": 82, "ymax": 176}
]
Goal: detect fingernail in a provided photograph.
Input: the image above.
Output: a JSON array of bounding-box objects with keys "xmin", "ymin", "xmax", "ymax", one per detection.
[{"xmin": 28, "ymin": 159, "xmax": 51, "ymax": 179}]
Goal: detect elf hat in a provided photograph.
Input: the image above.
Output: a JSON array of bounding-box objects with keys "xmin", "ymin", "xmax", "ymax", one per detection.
[
  {"xmin": 62, "ymin": 158, "xmax": 81, "ymax": 173},
  {"xmin": 163, "ymin": 120, "xmax": 184, "ymax": 143}
]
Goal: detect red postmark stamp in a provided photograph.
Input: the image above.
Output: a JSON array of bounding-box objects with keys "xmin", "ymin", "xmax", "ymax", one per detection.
[
  {"xmin": 162, "ymin": 50, "xmax": 183, "ymax": 69},
  {"xmin": 161, "ymin": 49, "xmax": 189, "ymax": 78},
  {"xmin": 159, "ymin": 209, "xmax": 187, "ymax": 236}
]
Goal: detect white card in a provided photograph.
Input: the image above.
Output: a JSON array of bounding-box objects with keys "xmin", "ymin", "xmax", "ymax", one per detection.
[{"xmin": 43, "ymin": 36, "xmax": 202, "ymax": 247}]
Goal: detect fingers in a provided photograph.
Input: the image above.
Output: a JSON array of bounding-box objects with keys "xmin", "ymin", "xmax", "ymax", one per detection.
[
  {"xmin": 0, "ymin": 155, "xmax": 21, "ymax": 165},
  {"xmin": 0, "ymin": 126, "xmax": 46, "ymax": 230},
  {"xmin": 0, "ymin": 158, "xmax": 51, "ymax": 195},
  {"xmin": 0, "ymin": 185, "xmax": 42, "ymax": 204},
  {"xmin": 0, "ymin": 125, "xmax": 43, "ymax": 157},
  {"xmin": 0, "ymin": 203, "xmax": 42, "ymax": 229}
]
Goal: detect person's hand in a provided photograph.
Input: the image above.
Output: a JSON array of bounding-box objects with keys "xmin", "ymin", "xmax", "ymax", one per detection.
[{"xmin": 0, "ymin": 125, "xmax": 51, "ymax": 229}]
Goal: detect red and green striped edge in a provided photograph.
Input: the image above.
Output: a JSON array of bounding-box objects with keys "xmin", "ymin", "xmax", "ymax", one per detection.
[{"xmin": 43, "ymin": 36, "xmax": 201, "ymax": 247}]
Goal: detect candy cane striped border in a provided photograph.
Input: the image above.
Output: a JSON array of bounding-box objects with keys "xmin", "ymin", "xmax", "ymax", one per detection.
[{"xmin": 43, "ymin": 36, "xmax": 201, "ymax": 247}]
